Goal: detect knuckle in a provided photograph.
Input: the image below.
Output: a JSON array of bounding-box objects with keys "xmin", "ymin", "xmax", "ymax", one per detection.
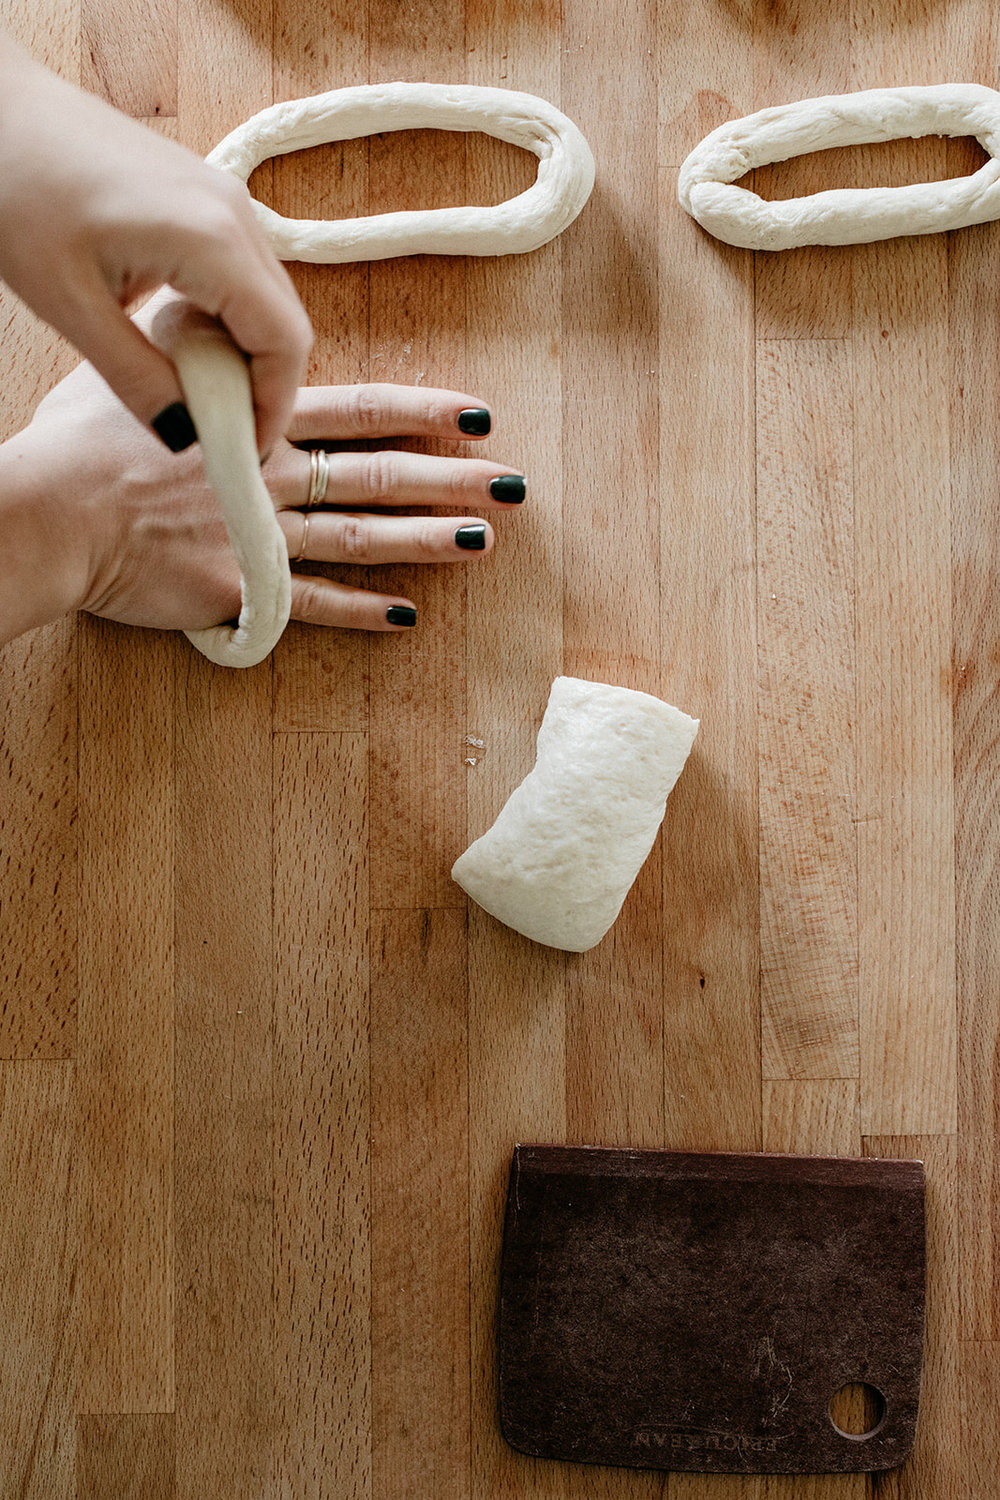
[
  {"xmin": 412, "ymin": 519, "xmax": 444, "ymax": 560},
  {"xmin": 423, "ymin": 398, "xmax": 452, "ymax": 430},
  {"xmin": 291, "ymin": 304, "xmax": 314, "ymax": 357},
  {"xmin": 334, "ymin": 515, "xmax": 370, "ymax": 562},
  {"xmin": 445, "ymin": 463, "xmax": 473, "ymax": 501},
  {"xmin": 362, "ymin": 451, "xmax": 397, "ymax": 502},
  {"xmin": 347, "ymin": 384, "xmax": 384, "ymax": 436},
  {"xmin": 295, "ymin": 579, "xmax": 329, "ymax": 623},
  {"xmin": 191, "ymin": 197, "xmax": 244, "ymax": 247}
]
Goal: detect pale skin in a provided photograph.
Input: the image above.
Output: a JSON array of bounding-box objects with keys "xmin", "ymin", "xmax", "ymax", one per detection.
[
  {"xmin": 0, "ymin": 33, "xmax": 520, "ymax": 647},
  {"xmin": 0, "ymin": 352, "xmax": 521, "ymax": 644}
]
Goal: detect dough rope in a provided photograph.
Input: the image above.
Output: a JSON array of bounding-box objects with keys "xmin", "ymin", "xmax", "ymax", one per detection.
[
  {"xmin": 178, "ymin": 83, "xmax": 594, "ymax": 668},
  {"xmin": 451, "ymin": 677, "xmax": 699, "ymax": 952},
  {"xmin": 152, "ymin": 301, "xmax": 291, "ymax": 669},
  {"xmin": 678, "ymin": 83, "xmax": 1000, "ymax": 250},
  {"xmin": 207, "ymin": 81, "xmax": 596, "ymax": 262}
]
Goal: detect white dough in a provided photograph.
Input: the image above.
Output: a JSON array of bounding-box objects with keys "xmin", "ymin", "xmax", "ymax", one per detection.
[
  {"xmin": 152, "ymin": 301, "xmax": 291, "ymax": 669},
  {"xmin": 208, "ymin": 81, "xmax": 596, "ymax": 262},
  {"xmin": 678, "ymin": 83, "xmax": 1000, "ymax": 250},
  {"xmin": 451, "ymin": 677, "xmax": 699, "ymax": 952}
]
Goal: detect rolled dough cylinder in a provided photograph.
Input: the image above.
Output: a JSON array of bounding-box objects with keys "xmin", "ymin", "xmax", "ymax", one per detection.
[{"xmin": 451, "ymin": 677, "xmax": 699, "ymax": 952}]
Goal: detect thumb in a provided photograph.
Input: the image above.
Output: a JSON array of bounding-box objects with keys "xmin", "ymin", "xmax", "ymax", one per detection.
[{"xmin": 60, "ymin": 281, "xmax": 198, "ymax": 451}]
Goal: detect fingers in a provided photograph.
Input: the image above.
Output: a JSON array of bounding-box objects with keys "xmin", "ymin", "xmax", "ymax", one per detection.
[
  {"xmin": 287, "ymin": 383, "xmax": 496, "ymax": 443},
  {"xmin": 281, "ymin": 448, "xmax": 525, "ymax": 511},
  {"xmin": 53, "ymin": 270, "xmax": 194, "ymax": 445},
  {"xmin": 281, "ymin": 510, "xmax": 494, "ymax": 566},
  {"xmin": 291, "ymin": 576, "xmax": 420, "ymax": 633},
  {"xmin": 210, "ymin": 248, "xmax": 314, "ymax": 457}
]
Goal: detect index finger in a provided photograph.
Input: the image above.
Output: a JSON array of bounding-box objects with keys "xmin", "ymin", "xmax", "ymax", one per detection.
[
  {"xmin": 214, "ymin": 250, "xmax": 314, "ymax": 455},
  {"xmin": 286, "ymin": 384, "xmax": 497, "ymax": 444}
]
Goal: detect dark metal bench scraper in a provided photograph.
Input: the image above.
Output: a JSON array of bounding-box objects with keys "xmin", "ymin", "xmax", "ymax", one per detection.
[{"xmin": 498, "ymin": 1144, "xmax": 925, "ymax": 1475}]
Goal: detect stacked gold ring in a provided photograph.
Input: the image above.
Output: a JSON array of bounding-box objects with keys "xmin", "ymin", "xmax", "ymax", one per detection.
[{"xmin": 306, "ymin": 447, "xmax": 330, "ymax": 509}]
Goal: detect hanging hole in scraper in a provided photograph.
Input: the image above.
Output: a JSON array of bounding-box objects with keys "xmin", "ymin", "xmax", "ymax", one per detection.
[{"xmin": 827, "ymin": 1381, "xmax": 887, "ymax": 1440}]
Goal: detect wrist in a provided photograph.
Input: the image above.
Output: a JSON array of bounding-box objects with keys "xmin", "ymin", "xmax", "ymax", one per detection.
[{"xmin": 0, "ymin": 424, "xmax": 96, "ymax": 646}]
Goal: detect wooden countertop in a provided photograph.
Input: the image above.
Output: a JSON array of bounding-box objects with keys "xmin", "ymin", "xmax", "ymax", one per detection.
[{"xmin": 0, "ymin": 0, "xmax": 993, "ymax": 1495}]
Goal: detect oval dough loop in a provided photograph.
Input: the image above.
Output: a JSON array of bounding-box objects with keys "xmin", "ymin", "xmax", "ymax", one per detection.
[
  {"xmin": 207, "ymin": 81, "xmax": 596, "ymax": 262},
  {"xmin": 451, "ymin": 677, "xmax": 699, "ymax": 952},
  {"xmin": 678, "ymin": 83, "xmax": 1000, "ymax": 250}
]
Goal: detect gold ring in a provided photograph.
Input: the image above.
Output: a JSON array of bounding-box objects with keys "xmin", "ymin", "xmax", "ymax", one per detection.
[
  {"xmin": 292, "ymin": 512, "xmax": 310, "ymax": 563},
  {"xmin": 306, "ymin": 447, "xmax": 330, "ymax": 509}
]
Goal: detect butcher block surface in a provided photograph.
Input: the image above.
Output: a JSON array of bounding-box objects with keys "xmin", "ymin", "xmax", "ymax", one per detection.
[{"xmin": 0, "ymin": 0, "xmax": 995, "ymax": 1495}]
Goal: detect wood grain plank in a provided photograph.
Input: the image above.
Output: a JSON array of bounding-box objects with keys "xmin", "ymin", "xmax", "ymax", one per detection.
[
  {"xmin": 658, "ymin": 183, "xmax": 760, "ymax": 1153},
  {"xmin": 76, "ymin": 619, "xmax": 174, "ymax": 1414},
  {"xmin": 370, "ymin": 908, "xmax": 470, "ymax": 1500},
  {"xmin": 270, "ymin": 0, "xmax": 370, "ymax": 734},
  {"xmin": 751, "ymin": 0, "xmax": 853, "ymax": 341},
  {"xmin": 366, "ymin": 1, "xmax": 468, "ymax": 913},
  {"xmin": 560, "ymin": 0, "xmax": 665, "ymax": 1172},
  {"xmin": 273, "ymin": 731, "xmax": 371, "ymax": 1500},
  {"xmin": 469, "ymin": 918, "xmax": 570, "ymax": 1500},
  {"xmin": 463, "ymin": 10, "xmax": 572, "ymax": 1497},
  {"xmin": 80, "ymin": 0, "xmax": 177, "ymax": 117},
  {"xmin": 0, "ymin": 0, "xmax": 78, "ymax": 76},
  {"xmin": 562, "ymin": 0, "xmax": 659, "ymax": 698},
  {"xmin": 0, "ymin": 620, "xmax": 77, "ymax": 1058},
  {"xmin": 852, "ymin": 225, "xmax": 957, "ymax": 1136},
  {"xmin": 756, "ymin": 340, "xmax": 858, "ymax": 1082},
  {"xmin": 864, "ymin": 1135, "xmax": 960, "ymax": 1500},
  {"xmin": 0, "ymin": 1062, "xmax": 74, "ymax": 1500},
  {"xmin": 963, "ymin": 1342, "xmax": 1000, "ymax": 1499},
  {"xmin": 172, "ymin": 653, "xmax": 274, "ymax": 1500},
  {"xmin": 670, "ymin": 1475, "xmax": 760, "ymax": 1499},
  {"xmin": 947, "ymin": 165, "xmax": 1000, "ymax": 1345},
  {"xmin": 659, "ymin": 0, "xmax": 753, "ymax": 165},
  {"xmin": 170, "ymin": 10, "xmax": 274, "ymax": 1491},
  {"xmin": 661, "ymin": 0, "xmax": 757, "ymax": 1172},
  {"xmin": 173, "ymin": 0, "xmax": 272, "ymax": 158},
  {"xmin": 761, "ymin": 1080, "xmax": 860, "ymax": 1158},
  {"xmin": 77, "ymin": 1414, "xmax": 175, "ymax": 1500}
]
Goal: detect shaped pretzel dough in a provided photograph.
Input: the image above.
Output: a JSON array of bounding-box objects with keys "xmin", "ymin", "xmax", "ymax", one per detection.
[
  {"xmin": 153, "ymin": 301, "xmax": 291, "ymax": 668},
  {"xmin": 207, "ymin": 82, "xmax": 596, "ymax": 262},
  {"xmin": 679, "ymin": 83, "xmax": 1000, "ymax": 250},
  {"xmin": 451, "ymin": 677, "xmax": 699, "ymax": 952}
]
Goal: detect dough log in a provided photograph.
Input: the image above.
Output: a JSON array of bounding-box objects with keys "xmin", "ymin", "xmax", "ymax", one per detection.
[
  {"xmin": 678, "ymin": 83, "xmax": 1000, "ymax": 250},
  {"xmin": 451, "ymin": 677, "xmax": 699, "ymax": 952},
  {"xmin": 152, "ymin": 300, "xmax": 291, "ymax": 669}
]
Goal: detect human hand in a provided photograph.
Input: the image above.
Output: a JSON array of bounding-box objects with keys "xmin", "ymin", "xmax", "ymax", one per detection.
[
  {"xmin": 0, "ymin": 32, "xmax": 312, "ymax": 457},
  {"xmin": 0, "ymin": 349, "xmax": 524, "ymax": 645}
]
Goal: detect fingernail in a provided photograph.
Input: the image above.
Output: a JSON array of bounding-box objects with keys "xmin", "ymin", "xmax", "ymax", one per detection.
[
  {"xmin": 386, "ymin": 605, "xmax": 417, "ymax": 627},
  {"xmin": 489, "ymin": 474, "xmax": 525, "ymax": 504},
  {"xmin": 151, "ymin": 401, "xmax": 197, "ymax": 453},
  {"xmin": 455, "ymin": 524, "xmax": 487, "ymax": 551},
  {"xmin": 458, "ymin": 407, "xmax": 491, "ymax": 436}
]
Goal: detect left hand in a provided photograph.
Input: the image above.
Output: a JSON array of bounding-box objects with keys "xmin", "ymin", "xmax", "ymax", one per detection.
[{"xmin": 8, "ymin": 353, "xmax": 524, "ymax": 638}]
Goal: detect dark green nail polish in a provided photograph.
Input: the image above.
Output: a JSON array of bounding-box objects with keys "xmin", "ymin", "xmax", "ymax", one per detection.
[
  {"xmin": 386, "ymin": 605, "xmax": 417, "ymax": 627},
  {"xmin": 458, "ymin": 407, "xmax": 491, "ymax": 436},
  {"xmin": 151, "ymin": 401, "xmax": 197, "ymax": 452},
  {"xmin": 489, "ymin": 474, "xmax": 525, "ymax": 504},
  {"xmin": 455, "ymin": 524, "xmax": 487, "ymax": 551}
]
